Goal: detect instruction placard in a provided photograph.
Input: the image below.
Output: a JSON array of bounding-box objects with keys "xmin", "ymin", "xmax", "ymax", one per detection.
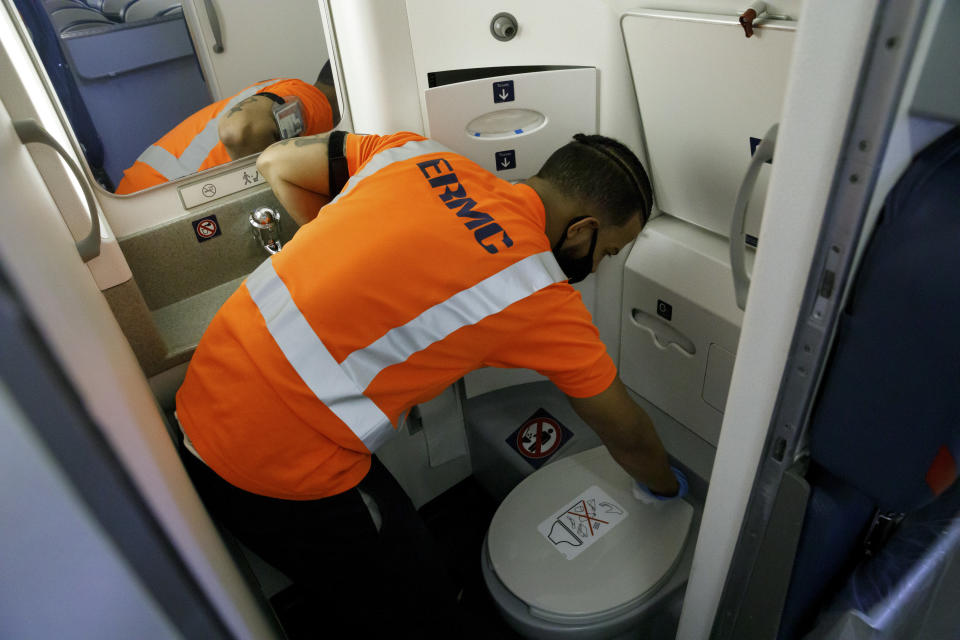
[{"xmin": 537, "ymin": 486, "xmax": 627, "ymax": 560}]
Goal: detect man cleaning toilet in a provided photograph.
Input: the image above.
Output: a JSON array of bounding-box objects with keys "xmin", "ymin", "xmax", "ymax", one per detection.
[{"xmin": 175, "ymin": 128, "xmax": 688, "ymax": 636}]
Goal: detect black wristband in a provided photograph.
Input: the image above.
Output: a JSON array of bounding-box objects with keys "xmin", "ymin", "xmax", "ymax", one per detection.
[
  {"xmin": 328, "ymin": 130, "xmax": 348, "ymax": 198},
  {"xmin": 257, "ymin": 92, "xmax": 285, "ymax": 105}
]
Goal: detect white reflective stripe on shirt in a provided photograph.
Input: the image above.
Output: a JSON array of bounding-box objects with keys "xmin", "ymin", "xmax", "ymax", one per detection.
[
  {"xmin": 328, "ymin": 138, "xmax": 452, "ymax": 205},
  {"xmin": 245, "ymin": 257, "xmax": 395, "ymax": 453},
  {"xmin": 245, "ymin": 136, "xmax": 560, "ymax": 452},
  {"xmin": 135, "ymin": 146, "xmax": 189, "ymax": 181},
  {"xmin": 134, "ymin": 80, "xmax": 276, "ymax": 180},
  {"xmin": 341, "ymin": 251, "xmax": 566, "ymax": 389}
]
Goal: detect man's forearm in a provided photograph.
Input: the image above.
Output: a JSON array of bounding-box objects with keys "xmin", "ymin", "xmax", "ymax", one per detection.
[
  {"xmin": 569, "ymin": 378, "xmax": 680, "ymax": 496},
  {"xmin": 604, "ymin": 425, "xmax": 679, "ymax": 496},
  {"xmin": 257, "ymin": 135, "xmax": 333, "ymax": 227},
  {"xmin": 267, "ymin": 178, "xmax": 331, "ymax": 227}
]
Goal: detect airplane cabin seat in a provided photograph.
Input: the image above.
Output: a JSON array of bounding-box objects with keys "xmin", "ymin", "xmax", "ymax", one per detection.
[
  {"xmin": 98, "ymin": 0, "xmax": 183, "ymax": 23},
  {"xmin": 777, "ymin": 126, "xmax": 960, "ymax": 639},
  {"xmin": 13, "ymin": 0, "xmax": 111, "ymax": 187},
  {"xmin": 46, "ymin": 4, "xmax": 113, "ymax": 35},
  {"xmin": 35, "ymin": 0, "xmax": 207, "ymax": 187}
]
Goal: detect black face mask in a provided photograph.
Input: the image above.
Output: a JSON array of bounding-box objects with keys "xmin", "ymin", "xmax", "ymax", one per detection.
[{"xmin": 552, "ymin": 216, "xmax": 599, "ymax": 284}]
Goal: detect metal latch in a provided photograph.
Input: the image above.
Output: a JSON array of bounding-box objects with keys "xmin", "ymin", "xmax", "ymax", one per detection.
[{"xmin": 863, "ymin": 510, "xmax": 905, "ymax": 557}]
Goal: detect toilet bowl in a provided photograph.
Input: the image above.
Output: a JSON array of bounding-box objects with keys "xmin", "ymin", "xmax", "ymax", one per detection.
[{"xmin": 481, "ymin": 445, "xmax": 694, "ymax": 639}]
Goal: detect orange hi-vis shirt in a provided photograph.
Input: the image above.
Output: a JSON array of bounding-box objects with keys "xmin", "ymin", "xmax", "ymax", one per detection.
[
  {"xmin": 115, "ymin": 78, "xmax": 333, "ymax": 194},
  {"xmin": 176, "ymin": 132, "xmax": 617, "ymax": 500}
]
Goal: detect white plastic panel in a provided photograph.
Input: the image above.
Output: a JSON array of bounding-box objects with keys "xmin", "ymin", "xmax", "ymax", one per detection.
[
  {"xmin": 0, "ymin": 383, "xmax": 179, "ymax": 639},
  {"xmin": 330, "ymin": 0, "xmax": 423, "ymax": 135},
  {"xmin": 621, "ymin": 10, "xmax": 796, "ymax": 238},
  {"xmin": 425, "ymin": 68, "xmax": 597, "ymax": 180},
  {"xmin": 0, "ymin": 63, "xmax": 275, "ymax": 639},
  {"xmin": 702, "ymin": 343, "xmax": 736, "ymax": 413},
  {"xmin": 0, "ymin": 8, "xmax": 132, "ymax": 290},
  {"xmin": 620, "ymin": 216, "xmax": 744, "ymax": 447},
  {"xmin": 678, "ymin": 1, "xmax": 879, "ymax": 636},
  {"xmin": 375, "ymin": 385, "xmax": 472, "ymax": 509},
  {"xmin": 182, "ymin": 0, "xmax": 328, "ymax": 100}
]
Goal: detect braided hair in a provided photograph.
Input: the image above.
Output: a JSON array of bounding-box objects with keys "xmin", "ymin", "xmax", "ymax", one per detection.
[{"xmin": 536, "ymin": 133, "xmax": 653, "ymax": 227}]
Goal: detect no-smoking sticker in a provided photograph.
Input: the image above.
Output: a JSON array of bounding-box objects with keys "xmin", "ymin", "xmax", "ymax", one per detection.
[
  {"xmin": 192, "ymin": 214, "xmax": 221, "ymax": 242},
  {"xmin": 505, "ymin": 408, "xmax": 574, "ymax": 469}
]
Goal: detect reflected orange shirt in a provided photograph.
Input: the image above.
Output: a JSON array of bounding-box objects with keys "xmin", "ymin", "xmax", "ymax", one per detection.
[{"xmin": 115, "ymin": 78, "xmax": 333, "ymax": 194}]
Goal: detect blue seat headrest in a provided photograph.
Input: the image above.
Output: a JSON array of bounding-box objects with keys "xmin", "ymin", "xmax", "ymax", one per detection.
[
  {"xmin": 47, "ymin": 6, "xmax": 114, "ymax": 35},
  {"xmin": 809, "ymin": 127, "xmax": 960, "ymax": 513}
]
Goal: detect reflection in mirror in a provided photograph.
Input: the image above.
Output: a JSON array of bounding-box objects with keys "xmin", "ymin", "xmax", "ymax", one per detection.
[
  {"xmin": 11, "ymin": 0, "xmax": 339, "ymax": 194},
  {"xmin": 114, "ymin": 69, "xmax": 339, "ymax": 194}
]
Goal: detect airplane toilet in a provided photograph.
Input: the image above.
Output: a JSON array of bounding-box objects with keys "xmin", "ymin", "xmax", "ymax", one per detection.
[{"xmin": 480, "ymin": 445, "xmax": 695, "ymax": 639}]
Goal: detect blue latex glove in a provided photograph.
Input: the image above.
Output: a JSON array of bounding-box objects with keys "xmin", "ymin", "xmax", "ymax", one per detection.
[{"xmin": 632, "ymin": 466, "xmax": 689, "ymax": 504}]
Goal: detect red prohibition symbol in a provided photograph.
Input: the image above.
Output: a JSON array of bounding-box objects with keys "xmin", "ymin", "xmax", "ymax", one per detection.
[
  {"xmin": 516, "ymin": 416, "xmax": 563, "ymax": 459},
  {"xmin": 196, "ymin": 219, "xmax": 218, "ymax": 238}
]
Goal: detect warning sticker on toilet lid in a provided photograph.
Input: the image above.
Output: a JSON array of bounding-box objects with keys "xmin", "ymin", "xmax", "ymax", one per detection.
[{"xmin": 537, "ymin": 486, "xmax": 628, "ymax": 560}]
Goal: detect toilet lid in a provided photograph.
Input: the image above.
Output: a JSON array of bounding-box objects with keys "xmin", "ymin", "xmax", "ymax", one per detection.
[{"xmin": 487, "ymin": 446, "xmax": 694, "ymax": 622}]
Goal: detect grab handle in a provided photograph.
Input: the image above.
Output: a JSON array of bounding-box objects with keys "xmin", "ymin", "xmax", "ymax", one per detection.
[
  {"xmin": 730, "ymin": 122, "xmax": 777, "ymax": 310},
  {"xmin": 203, "ymin": 0, "xmax": 224, "ymax": 53},
  {"xmin": 14, "ymin": 119, "xmax": 100, "ymax": 263}
]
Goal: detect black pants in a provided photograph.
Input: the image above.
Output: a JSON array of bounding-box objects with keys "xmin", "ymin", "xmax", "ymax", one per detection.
[{"xmin": 181, "ymin": 449, "xmax": 475, "ymax": 638}]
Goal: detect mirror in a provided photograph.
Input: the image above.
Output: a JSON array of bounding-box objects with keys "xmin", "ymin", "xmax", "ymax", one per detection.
[{"xmin": 11, "ymin": 0, "xmax": 340, "ymax": 194}]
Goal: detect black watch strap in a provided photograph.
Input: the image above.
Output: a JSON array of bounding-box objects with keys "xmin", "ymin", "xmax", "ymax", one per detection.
[
  {"xmin": 328, "ymin": 130, "xmax": 349, "ymax": 198},
  {"xmin": 257, "ymin": 92, "xmax": 285, "ymax": 105}
]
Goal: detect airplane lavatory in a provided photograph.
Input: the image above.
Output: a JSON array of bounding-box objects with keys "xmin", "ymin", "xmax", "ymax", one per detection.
[{"xmin": 1, "ymin": 1, "xmax": 958, "ymax": 639}]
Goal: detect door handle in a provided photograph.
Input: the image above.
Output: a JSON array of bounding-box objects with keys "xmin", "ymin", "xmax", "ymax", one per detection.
[
  {"xmin": 14, "ymin": 119, "xmax": 100, "ymax": 263},
  {"xmin": 730, "ymin": 122, "xmax": 777, "ymax": 310}
]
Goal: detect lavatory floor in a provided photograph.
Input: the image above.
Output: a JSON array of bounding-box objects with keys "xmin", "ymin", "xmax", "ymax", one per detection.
[
  {"xmin": 420, "ymin": 476, "xmax": 523, "ymax": 639},
  {"xmin": 270, "ymin": 476, "xmax": 521, "ymax": 639}
]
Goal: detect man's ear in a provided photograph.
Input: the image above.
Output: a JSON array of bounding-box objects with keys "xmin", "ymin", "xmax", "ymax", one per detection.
[{"xmin": 568, "ymin": 216, "xmax": 600, "ymax": 241}]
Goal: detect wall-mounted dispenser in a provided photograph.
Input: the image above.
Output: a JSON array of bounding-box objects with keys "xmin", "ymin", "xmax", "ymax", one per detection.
[{"xmin": 424, "ymin": 68, "xmax": 597, "ymax": 181}]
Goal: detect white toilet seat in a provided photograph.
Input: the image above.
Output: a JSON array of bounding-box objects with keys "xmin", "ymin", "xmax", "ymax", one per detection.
[{"xmin": 485, "ymin": 446, "xmax": 694, "ymax": 624}]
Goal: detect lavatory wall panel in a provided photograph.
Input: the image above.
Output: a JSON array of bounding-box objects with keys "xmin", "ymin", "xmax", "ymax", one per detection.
[
  {"xmin": 620, "ymin": 216, "xmax": 743, "ymax": 447},
  {"xmin": 622, "ymin": 9, "xmax": 796, "ymax": 239}
]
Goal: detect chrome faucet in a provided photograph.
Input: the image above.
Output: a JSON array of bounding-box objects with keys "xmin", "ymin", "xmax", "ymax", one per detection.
[{"xmin": 249, "ymin": 206, "xmax": 282, "ymax": 254}]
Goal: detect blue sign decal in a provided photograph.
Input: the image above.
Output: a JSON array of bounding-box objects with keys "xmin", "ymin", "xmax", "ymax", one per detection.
[
  {"xmin": 495, "ymin": 149, "xmax": 516, "ymax": 171},
  {"xmin": 493, "ymin": 80, "xmax": 515, "ymax": 103},
  {"xmin": 505, "ymin": 408, "xmax": 574, "ymax": 469}
]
